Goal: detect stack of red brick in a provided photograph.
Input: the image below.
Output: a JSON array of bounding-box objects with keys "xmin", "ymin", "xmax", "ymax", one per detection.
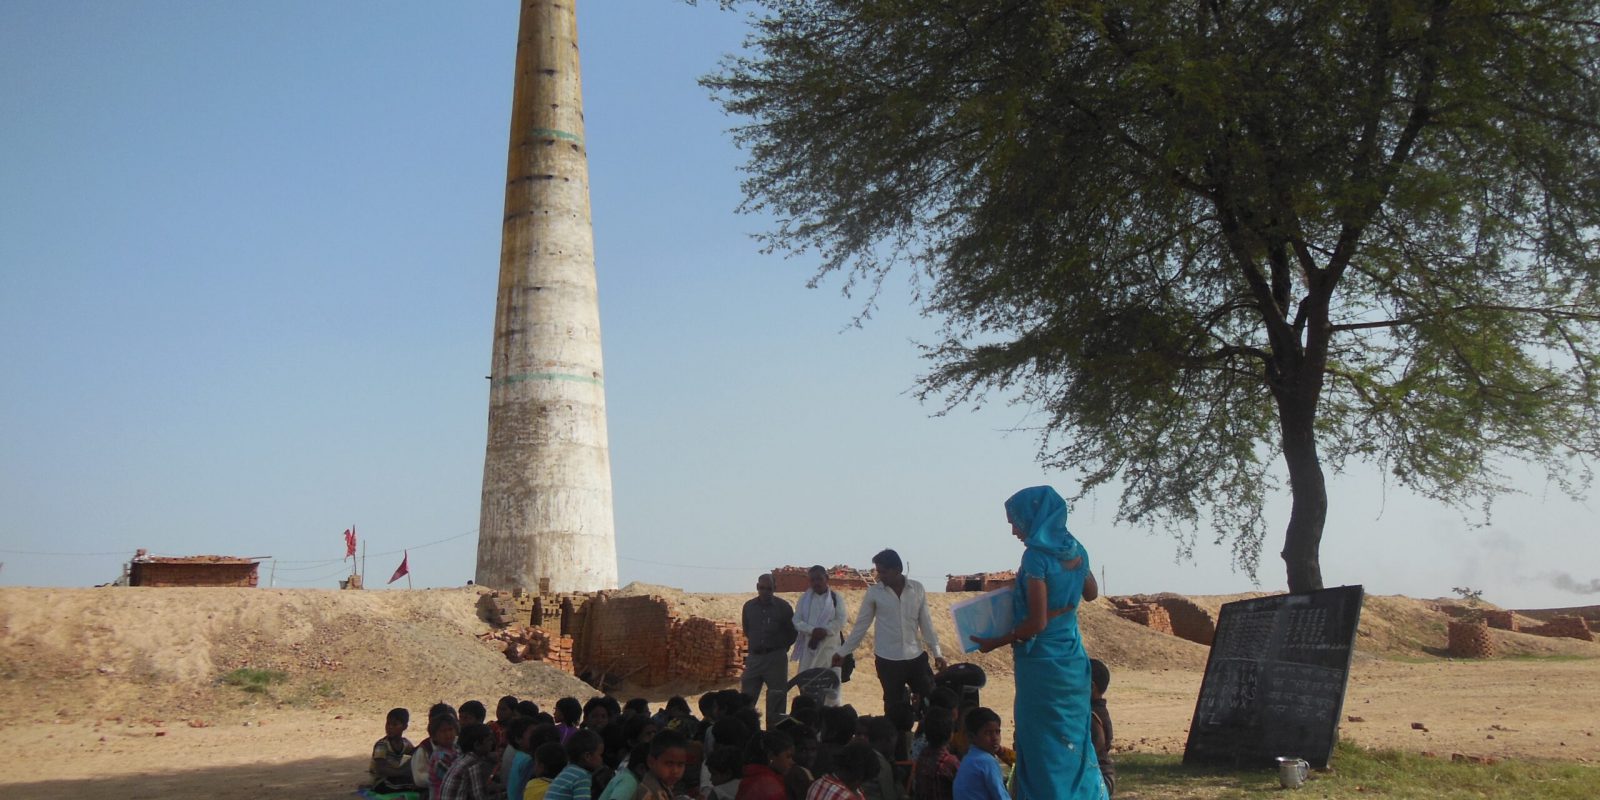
[
  {"xmin": 1482, "ymin": 610, "xmax": 1519, "ymax": 631},
  {"xmin": 476, "ymin": 589, "xmax": 749, "ymax": 689},
  {"xmin": 669, "ymin": 617, "xmax": 747, "ymax": 685},
  {"xmin": 1528, "ymin": 615, "xmax": 1594, "ymax": 642},
  {"xmin": 1149, "ymin": 594, "xmax": 1217, "ymax": 645},
  {"xmin": 1447, "ymin": 620, "xmax": 1496, "ymax": 658},
  {"xmin": 479, "ymin": 626, "xmax": 575, "ymax": 672},
  {"xmin": 1110, "ymin": 597, "xmax": 1174, "ymax": 635},
  {"xmin": 945, "ymin": 572, "xmax": 1016, "ymax": 592},
  {"xmin": 771, "ymin": 565, "xmax": 876, "ymax": 592},
  {"xmin": 1107, "ymin": 594, "xmax": 1216, "ymax": 645},
  {"xmin": 1455, "ymin": 604, "xmax": 1593, "ymax": 641},
  {"xmin": 575, "ymin": 594, "xmax": 675, "ymax": 685}
]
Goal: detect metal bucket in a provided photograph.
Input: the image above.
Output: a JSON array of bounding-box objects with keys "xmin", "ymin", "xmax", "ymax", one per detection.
[{"xmin": 1276, "ymin": 757, "xmax": 1309, "ymax": 789}]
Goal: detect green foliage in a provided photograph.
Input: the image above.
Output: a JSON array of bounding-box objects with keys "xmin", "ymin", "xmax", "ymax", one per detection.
[
  {"xmin": 1118, "ymin": 741, "xmax": 1600, "ymax": 798},
  {"xmin": 706, "ymin": 0, "xmax": 1600, "ymax": 586},
  {"xmin": 220, "ymin": 667, "xmax": 288, "ymax": 694}
]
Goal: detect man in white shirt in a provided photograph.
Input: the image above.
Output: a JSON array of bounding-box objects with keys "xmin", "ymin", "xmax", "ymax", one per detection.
[
  {"xmin": 791, "ymin": 564, "xmax": 849, "ymax": 706},
  {"xmin": 834, "ymin": 549, "xmax": 948, "ymax": 725}
]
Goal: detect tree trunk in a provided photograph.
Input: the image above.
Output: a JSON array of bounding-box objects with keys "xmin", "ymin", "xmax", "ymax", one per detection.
[{"xmin": 1278, "ymin": 394, "xmax": 1327, "ymax": 593}]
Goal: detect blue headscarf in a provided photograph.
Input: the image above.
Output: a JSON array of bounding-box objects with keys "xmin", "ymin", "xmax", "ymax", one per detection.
[{"xmin": 1004, "ymin": 485, "xmax": 1084, "ymax": 560}]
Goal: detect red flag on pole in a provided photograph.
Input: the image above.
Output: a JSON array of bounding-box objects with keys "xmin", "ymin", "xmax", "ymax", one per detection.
[
  {"xmin": 344, "ymin": 528, "xmax": 357, "ymax": 560},
  {"xmin": 388, "ymin": 551, "xmax": 409, "ymax": 584}
]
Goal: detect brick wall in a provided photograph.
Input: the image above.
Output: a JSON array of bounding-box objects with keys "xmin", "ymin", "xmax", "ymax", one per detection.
[
  {"xmin": 772, "ymin": 568, "xmax": 813, "ymax": 593},
  {"xmin": 1447, "ymin": 620, "xmax": 1496, "ymax": 658},
  {"xmin": 771, "ymin": 565, "xmax": 875, "ymax": 592},
  {"xmin": 1110, "ymin": 598, "xmax": 1174, "ymax": 635},
  {"xmin": 1528, "ymin": 615, "xmax": 1594, "ymax": 642},
  {"xmin": 945, "ymin": 572, "xmax": 1016, "ymax": 592},
  {"xmin": 1482, "ymin": 610, "xmax": 1519, "ymax": 631},
  {"xmin": 574, "ymin": 594, "xmax": 675, "ymax": 686},
  {"xmin": 478, "ymin": 590, "xmax": 749, "ymax": 691},
  {"xmin": 1152, "ymin": 594, "xmax": 1216, "ymax": 646},
  {"xmin": 669, "ymin": 617, "xmax": 747, "ymax": 685},
  {"xmin": 129, "ymin": 562, "xmax": 259, "ymax": 587}
]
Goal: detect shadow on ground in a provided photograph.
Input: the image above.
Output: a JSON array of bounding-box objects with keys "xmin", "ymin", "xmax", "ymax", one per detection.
[{"xmin": 3, "ymin": 756, "xmax": 365, "ymax": 800}]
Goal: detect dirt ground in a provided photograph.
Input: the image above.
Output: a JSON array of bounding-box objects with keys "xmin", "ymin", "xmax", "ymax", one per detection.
[{"xmin": 2, "ymin": 585, "xmax": 1596, "ymax": 799}]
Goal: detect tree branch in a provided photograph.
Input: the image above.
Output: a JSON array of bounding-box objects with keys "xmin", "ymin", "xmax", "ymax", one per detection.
[{"xmin": 1329, "ymin": 304, "xmax": 1600, "ymax": 332}]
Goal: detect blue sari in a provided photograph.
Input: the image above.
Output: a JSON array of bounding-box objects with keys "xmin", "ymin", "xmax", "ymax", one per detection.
[{"xmin": 1005, "ymin": 486, "xmax": 1107, "ymax": 800}]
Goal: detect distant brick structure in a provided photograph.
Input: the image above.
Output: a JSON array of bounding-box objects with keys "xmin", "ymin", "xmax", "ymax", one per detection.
[
  {"xmin": 1508, "ymin": 604, "xmax": 1600, "ymax": 627},
  {"xmin": 1110, "ymin": 597, "xmax": 1174, "ymax": 635},
  {"xmin": 1108, "ymin": 595, "xmax": 1216, "ymax": 642},
  {"xmin": 1150, "ymin": 594, "xmax": 1217, "ymax": 646},
  {"xmin": 1528, "ymin": 615, "xmax": 1594, "ymax": 642},
  {"xmin": 1447, "ymin": 620, "xmax": 1496, "ymax": 658},
  {"xmin": 127, "ymin": 551, "xmax": 260, "ymax": 588},
  {"xmin": 477, "ymin": 589, "xmax": 746, "ymax": 689},
  {"xmin": 945, "ymin": 572, "xmax": 1016, "ymax": 592},
  {"xmin": 771, "ymin": 565, "xmax": 876, "ymax": 592},
  {"xmin": 481, "ymin": 626, "xmax": 575, "ymax": 672},
  {"xmin": 1482, "ymin": 610, "xmax": 1519, "ymax": 632},
  {"xmin": 669, "ymin": 617, "xmax": 746, "ymax": 685},
  {"xmin": 573, "ymin": 594, "xmax": 676, "ymax": 685}
]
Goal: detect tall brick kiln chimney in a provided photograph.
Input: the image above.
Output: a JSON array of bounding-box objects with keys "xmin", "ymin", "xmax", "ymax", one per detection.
[{"xmin": 477, "ymin": 0, "xmax": 618, "ymax": 593}]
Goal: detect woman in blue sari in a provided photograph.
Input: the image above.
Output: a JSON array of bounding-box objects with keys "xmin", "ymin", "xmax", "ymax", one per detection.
[{"xmin": 971, "ymin": 486, "xmax": 1106, "ymax": 800}]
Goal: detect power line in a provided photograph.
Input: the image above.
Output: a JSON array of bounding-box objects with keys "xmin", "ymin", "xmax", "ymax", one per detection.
[
  {"xmin": 0, "ymin": 526, "xmax": 479, "ymax": 563},
  {"xmin": 0, "ymin": 547, "xmax": 137, "ymax": 557},
  {"xmin": 270, "ymin": 563, "xmax": 356, "ymax": 585},
  {"xmin": 618, "ymin": 555, "xmax": 767, "ymax": 572}
]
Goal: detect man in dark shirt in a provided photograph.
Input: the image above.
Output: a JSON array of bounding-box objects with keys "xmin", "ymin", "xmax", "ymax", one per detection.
[{"xmin": 742, "ymin": 573, "xmax": 797, "ymax": 729}]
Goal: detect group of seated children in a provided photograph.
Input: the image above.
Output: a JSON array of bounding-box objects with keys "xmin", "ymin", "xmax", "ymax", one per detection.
[{"xmin": 365, "ymin": 661, "xmax": 1115, "ymax": 800}]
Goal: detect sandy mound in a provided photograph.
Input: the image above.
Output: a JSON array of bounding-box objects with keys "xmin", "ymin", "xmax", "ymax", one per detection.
[
  {"xmin": 617, "ymin": 586, "xmax": 1211, "ymax": 678},
  {"xmin": 4, "ymin": 584, "xmax": 1593, "ymax": 731},
  {"xmin": 3, "ymin": 583, "xmax": 1599, "ymax": 800},
  {"xmin": 0, "ymin": 587, "xmax": 595, "ymax": 725}
]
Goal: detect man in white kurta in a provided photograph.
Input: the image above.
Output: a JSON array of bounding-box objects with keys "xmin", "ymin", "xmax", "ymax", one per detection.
[{"xmin": 790, "ymin": 564, "xmax": 849, "ymax": 705}]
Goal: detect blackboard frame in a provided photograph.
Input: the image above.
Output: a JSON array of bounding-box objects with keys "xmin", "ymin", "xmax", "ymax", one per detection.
[{"xmin": 1182, "ymin": 585, "xmax": 1365, "ymax": 770}]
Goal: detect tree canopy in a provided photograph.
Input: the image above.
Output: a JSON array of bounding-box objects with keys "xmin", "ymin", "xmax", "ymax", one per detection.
[{"xmin": 704, "ymin": 0, "xmax": 1600, "ymax": 591}]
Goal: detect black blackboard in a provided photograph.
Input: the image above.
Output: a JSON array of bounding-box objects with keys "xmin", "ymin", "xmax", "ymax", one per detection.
[{"xmin": 1182, "ymin": 585, "xmax": 1364, "ymax": 770}]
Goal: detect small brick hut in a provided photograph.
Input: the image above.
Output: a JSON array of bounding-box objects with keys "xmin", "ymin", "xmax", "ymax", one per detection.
[
  {"xmin": 771, "ymin": 565, "xmax": 876, "ymax": 593},
  {"xmin": 945, "ymin": 571, "xmax": 1016, "ymax": 592},
  {"xmin": 127, "ymin": 550, "xmax": 261, "ymax": 587}
]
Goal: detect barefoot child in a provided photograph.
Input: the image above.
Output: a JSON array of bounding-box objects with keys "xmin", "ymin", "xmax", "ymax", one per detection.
[
  {"xmin": 371, "ymin": 707, "xmax": 419, "ymax": 793},
  {"xmin": 951, "ymin": 709, "xmax": 1006, "ymax": 800}
]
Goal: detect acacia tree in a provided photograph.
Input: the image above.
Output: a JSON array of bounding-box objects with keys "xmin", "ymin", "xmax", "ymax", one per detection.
[{"xmin": 704, "ymin": 0, "xmax": 1600, "ymax": 592}]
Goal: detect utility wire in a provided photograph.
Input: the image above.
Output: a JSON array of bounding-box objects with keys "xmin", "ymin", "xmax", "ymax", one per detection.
[
  {"xmin": 270, "ymin": 564, "xmax": 358, "ymax": 585},
  {"xmin": 0, "ymin": 527, "xmax": 478, "ymax": 563},
  {"xmin": 618, "ymin": 555, "xmax": 767, "ymax": 572},
  {"xmin": 0, "ymin": 547, "xmax": 140, "ymax": 557}
]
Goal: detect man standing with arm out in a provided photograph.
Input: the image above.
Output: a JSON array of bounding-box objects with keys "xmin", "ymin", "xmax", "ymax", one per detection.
[
  {"xmin": 792, "ymin": 565, "xmax": 850, "ymax": 706},
  {"xmin": 834, "ymin": 550, "xmax": 947, "ymax": 725},
  {"xmin": 743, "ymin": 572, "xmax": 797, "ymax": 729}
]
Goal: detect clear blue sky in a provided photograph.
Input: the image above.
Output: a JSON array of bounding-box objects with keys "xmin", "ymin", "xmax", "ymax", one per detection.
[{"xmin": 2, "ymin": 1, "xmax": 1594, "ymax": 607}]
